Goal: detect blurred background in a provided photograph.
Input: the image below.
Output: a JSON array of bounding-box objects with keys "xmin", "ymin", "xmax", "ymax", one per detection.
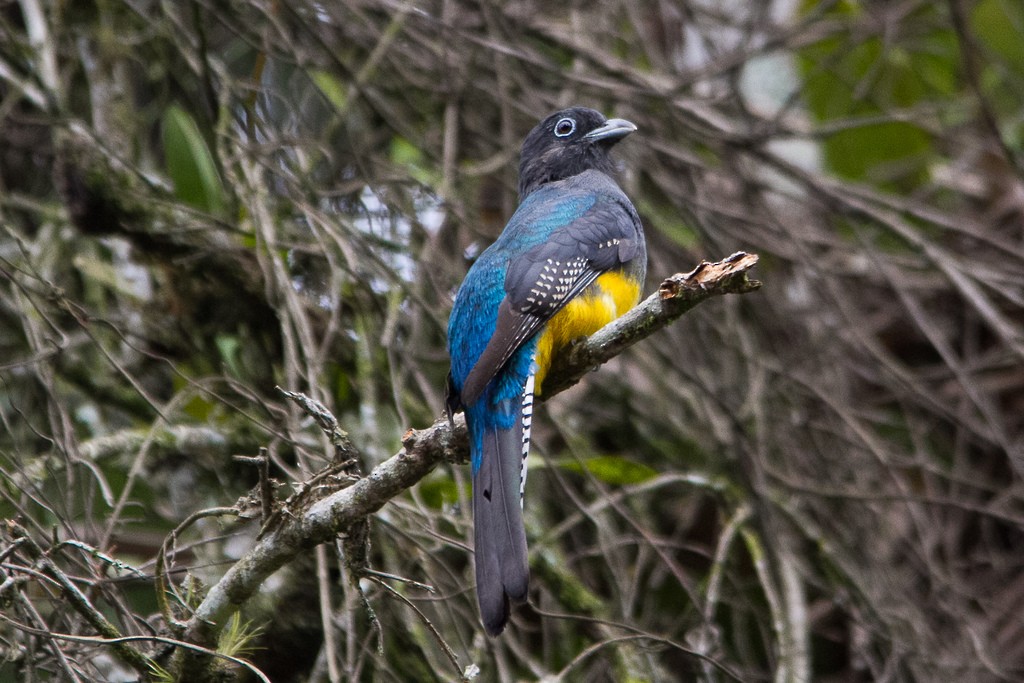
[{"xmin": 1, "ymin": 0, "xmax": 1022, "ymax": 681}]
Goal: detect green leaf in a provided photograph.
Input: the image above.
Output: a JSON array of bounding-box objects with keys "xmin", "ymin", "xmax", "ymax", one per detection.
[
  {"xmin": 182, "ymin": 394, "xmax": 215, "ymax": 421},
  {"xmin": 823, "ymin": 122, "xmax": 931, "ymax": 186},
  {"xmin": 563, "ymin": 455, "xmax": 658, "ymax": 486},
  {"xmin": 972, "ymin": 0, "xmax": 1024, "ymax": 73},
  {"xmin": 162, "ymin": 104, "xmax": 227, "ymax": 214},
  {"xmin": 971, "ymin": 0, "xmax": 1024, "ymax": 147},
  {"xmin": 215, "ymin": 334, "xmax": 242, "ymax": 377},
  {"xmin": 390, "ymin": 136, "xmax": 435, "ymax": 185},
  {"xmin": 418, "ymin": 474, "xmax": 462, "ymax": 508},
  {"xmin": 310, "ymin": 69, "xmax": 349, "ymax": 110},
  {"xmin": 796, "ymin": 4, "xmax": 958, "ymax": 188}
]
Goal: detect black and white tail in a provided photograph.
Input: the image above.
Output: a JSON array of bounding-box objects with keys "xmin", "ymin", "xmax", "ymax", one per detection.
[
  {"xmin": 518, "ymin": 371, "xmax": 535, "ymax": 507},
  {"xmin": 472, "ymin": 372, "xmax": 535, "ymax": 636}
]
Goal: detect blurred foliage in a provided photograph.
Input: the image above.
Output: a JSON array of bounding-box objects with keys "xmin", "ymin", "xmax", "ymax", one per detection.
[{"xmin": 1, "ymin": 0, "xmax": 1023, "ymax": 681}]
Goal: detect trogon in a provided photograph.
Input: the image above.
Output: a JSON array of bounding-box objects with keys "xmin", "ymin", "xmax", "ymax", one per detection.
[{"xmin": 446, "ymin": 107, "xmax": 647, "ymax": 636}]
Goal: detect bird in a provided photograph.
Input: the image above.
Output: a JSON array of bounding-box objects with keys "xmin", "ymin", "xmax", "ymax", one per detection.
[{"xmin": 446, "ymin": 106, "xmax": 647, "ymax": 636}]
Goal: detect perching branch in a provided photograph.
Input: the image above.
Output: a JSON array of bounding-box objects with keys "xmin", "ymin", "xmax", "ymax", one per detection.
[
  {"xmin": 178, "ymin": 252, "xmax": 760, "ymax": 674},
  {"xmin": 543, "ymin": 251, "xmax": 761, "ymax": 397},
  {"xmin": 177, "ymin": 416, "xmax": 462, "ymax": 680}
]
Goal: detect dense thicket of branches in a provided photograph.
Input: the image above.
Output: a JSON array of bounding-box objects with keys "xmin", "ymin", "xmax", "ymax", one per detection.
[{"xmin": 2, "ymin": 1, "xmax": 1022, "ymax": 681}]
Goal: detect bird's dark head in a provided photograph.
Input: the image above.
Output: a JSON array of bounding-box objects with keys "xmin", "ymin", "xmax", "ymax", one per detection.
[{"xmin": 518, "ymin": 107, "xmax": 637, "ymax": 199}]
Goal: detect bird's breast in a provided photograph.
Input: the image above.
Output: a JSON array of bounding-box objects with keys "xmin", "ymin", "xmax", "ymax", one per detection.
[{"xmin": 532, "ymin": 271, "xmax": 642, "ymax": 394}]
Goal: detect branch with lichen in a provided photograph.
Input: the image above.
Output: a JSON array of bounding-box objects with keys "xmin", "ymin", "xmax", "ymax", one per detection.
[{"xmin": 176, "ymin": 252, "xmax": 761, "ymax": 680}]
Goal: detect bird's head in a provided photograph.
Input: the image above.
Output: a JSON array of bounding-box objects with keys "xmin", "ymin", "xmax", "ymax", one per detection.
[{"xmin": 517, "ymin": 107, "xmax": 637, "ymax": 199}]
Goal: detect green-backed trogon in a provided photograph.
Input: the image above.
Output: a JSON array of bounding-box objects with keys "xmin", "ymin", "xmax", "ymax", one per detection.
[{"xmin": 446, "ymin": 107, "xmax": 646, "ymax": 636}]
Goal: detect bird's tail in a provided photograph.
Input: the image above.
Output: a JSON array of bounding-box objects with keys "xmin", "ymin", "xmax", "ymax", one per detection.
[{"xmin": 473, "ymin": 374, "xmax": 534, "ymax": 636}]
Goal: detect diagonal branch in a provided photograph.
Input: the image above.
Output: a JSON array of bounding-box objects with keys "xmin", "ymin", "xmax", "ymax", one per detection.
[
  {"xmin": 179, "ymin": 252, "xmax": 760, "ymax": 673},
  {"xmin": 543, "ymin": 251, "xmax": 761, "ymax": 397}
]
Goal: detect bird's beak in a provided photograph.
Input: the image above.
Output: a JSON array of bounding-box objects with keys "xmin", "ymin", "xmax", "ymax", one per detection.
[{"xmin": 584, "ymin": 118, "xmax": 637, "ymax": 142}]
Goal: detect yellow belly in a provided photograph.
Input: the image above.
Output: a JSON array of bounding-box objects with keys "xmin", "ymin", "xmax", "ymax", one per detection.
[{"xmin": 533, "ymin": 271, "xmax": 641, "ymax": 394}]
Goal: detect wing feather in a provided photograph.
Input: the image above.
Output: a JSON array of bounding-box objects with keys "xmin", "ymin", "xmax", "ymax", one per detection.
[{"xmin": 459, "ymin": 196, "xmax": 640, "ymax": 405}]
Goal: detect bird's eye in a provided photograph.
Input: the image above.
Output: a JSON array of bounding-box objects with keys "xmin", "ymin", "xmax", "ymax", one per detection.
[{"xmin": 553, "ymin": 117, "xmax": 576, "ymax": 138}]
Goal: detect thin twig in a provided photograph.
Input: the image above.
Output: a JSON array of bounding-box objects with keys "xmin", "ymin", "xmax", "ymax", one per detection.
[
  {"xmin": 0, "ymin": 612, "xmax": 271, "ymax": 683},
  {"xmin": 156, "ymin": 507, "xmax": 240, "ymax": 631},
  {"xmin": 366, "ymin": 575, "xmax": 464, "ymax": 680},
  {"xmin": 5, "ymin": 521, "xmax": 154, "ymax": 676}
]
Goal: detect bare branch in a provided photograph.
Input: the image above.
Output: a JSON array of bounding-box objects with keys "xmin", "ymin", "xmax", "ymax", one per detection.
[{"xmin": 4, "ymin": 521, "xmax": 155, "ymax": 677}]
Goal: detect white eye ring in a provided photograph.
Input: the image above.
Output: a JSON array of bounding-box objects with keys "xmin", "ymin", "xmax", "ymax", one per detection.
[{"xmin": 553, "ymin": 117, "xmax": 576, "ymax": 137}]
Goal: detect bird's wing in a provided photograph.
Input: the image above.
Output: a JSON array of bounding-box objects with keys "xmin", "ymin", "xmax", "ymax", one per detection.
[{"xmin": 460, "ymin": 197, "xmax": 641, "ymax": 404}]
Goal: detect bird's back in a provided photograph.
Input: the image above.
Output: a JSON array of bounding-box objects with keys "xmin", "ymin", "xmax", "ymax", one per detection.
[{"xmin": 448, "ymin": 169, "xmax": 644, "ymax": 400}]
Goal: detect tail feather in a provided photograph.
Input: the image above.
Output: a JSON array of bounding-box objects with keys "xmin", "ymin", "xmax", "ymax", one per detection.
[
  {"xmin": 518, "ymin": 372, "xmax": 535, "ymax": 507},
  {"xmin": 473, "ymin": 380, "xmax": 534, "ymax": 636}
]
